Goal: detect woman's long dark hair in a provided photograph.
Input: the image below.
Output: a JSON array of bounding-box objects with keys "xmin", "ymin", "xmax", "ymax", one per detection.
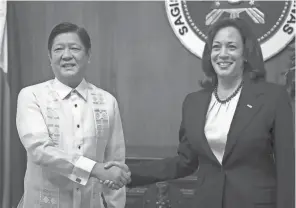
[{"xmin": 200, "ymin": 18, "xmax": 266, "ymax": 89}]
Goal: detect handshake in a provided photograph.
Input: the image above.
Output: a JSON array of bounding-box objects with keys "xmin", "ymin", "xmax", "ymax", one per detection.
[{"xmin": 92, "ymin": 161, "xmax": 131, "ymax": 190}]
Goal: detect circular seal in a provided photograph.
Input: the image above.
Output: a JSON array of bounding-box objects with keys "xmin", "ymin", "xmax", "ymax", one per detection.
[{"xmin": 165, "ymin": 0, "xmax": 296, "ymax": 61}]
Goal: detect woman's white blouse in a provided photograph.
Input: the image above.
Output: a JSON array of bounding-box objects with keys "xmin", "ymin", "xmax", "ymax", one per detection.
[{"xmin": 204, "ymin": 88, "xmax": 242, "ymax": 164}]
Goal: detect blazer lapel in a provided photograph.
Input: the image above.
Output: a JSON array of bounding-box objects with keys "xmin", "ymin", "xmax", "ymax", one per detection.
[{"xmin": 222, "ymin": 78, "xmax": 264, "ymax": 163}]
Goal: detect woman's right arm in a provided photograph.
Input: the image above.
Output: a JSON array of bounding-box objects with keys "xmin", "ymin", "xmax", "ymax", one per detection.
[{"xmin": 126, "ymin": 94, "xmax": 199, "ymax": 187}]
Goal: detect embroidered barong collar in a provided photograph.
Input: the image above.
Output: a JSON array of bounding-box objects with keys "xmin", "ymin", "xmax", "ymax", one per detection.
[{"xmin": 52, "ymin": 78, "xmax": 88, "ymax": 101}]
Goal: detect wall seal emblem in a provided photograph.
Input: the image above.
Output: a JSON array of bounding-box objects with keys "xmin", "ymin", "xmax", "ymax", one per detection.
[{"xmin": 165, "ymin": 0, "xmax": 295, "ymax": 61}]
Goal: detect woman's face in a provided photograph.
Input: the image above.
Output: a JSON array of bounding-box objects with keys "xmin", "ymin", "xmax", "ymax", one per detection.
[
  {"xmin": 210, "ymin": 26, "xmax": 244, "ymax": 79},
  {"xmin": 49, "ymin": 32, "xmax": 90, "ymax": 86}
]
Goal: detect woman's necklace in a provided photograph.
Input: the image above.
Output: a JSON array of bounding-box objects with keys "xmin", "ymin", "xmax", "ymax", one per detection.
[{"xmin": 214, "ymin": 80, "xmax": 243, "ymax": 104}]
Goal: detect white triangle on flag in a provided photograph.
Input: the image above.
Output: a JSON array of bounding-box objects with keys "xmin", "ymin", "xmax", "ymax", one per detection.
[{"xmin": 0, "ymin": 0, "xmax": 7, "ymax": 73}]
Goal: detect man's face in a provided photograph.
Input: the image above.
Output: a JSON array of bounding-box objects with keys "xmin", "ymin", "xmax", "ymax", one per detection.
[{"xmin": 49, "ymin": 32, "xmax": 90, "ymax": 86}]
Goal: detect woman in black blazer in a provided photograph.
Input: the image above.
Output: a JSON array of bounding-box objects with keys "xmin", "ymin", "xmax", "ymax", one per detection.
[{"xmin": 105, "ymin": 18, "xmax": 295, "ymax": 208}]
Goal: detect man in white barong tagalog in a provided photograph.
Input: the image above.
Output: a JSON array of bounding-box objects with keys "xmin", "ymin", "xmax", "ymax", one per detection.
[{"xmin": 16, "ymin": 22, "xmax": 131, "ymax": 208}]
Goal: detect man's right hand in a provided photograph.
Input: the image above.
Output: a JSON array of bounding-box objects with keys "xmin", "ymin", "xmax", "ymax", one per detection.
[
  {"xmin": 91, "ymin": 163, "xmax": 131, "ymax": 189},
  {"xmin": 102, "ymin": 161, "xmax": 131, "ymax": 189}
]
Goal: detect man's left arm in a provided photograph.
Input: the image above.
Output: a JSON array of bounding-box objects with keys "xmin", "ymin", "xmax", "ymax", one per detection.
[{"xmin": 102, "ymin": 97, "xmax": 126, "ymax": 208}]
